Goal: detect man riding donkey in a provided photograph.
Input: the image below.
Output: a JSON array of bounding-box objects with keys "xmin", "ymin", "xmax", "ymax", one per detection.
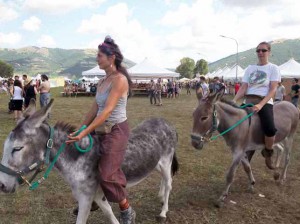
[{"xmin": 233, "ymin": 41, "xmax": 280, "ymax": 169}]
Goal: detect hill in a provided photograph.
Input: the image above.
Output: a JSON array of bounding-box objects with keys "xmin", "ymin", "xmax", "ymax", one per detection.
[
  {"xmin": 0, "ymin": 46, "xmax": 135, "ymax": 78},
  {"xmin": 208, "ymin": 38, "xmax": 300, "ymax": 71}
]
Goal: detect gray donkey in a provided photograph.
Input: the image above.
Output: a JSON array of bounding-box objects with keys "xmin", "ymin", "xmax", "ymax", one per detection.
[
  {"xmin": 191, "ymin": 88, "xmax": 299, "ymax": 207},
  {"xmin": 0, "ymin": 99, "xmax": 179, "ymax": 224}
]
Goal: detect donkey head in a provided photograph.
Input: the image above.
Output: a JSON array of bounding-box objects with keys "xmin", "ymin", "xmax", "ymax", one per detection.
[
  {"xmin": 0, "ymin": 99, "xmax": 53, "ymax": 193},
  {"xmin": 191, "ymin": 87, "xmax": 225, "ymax": 150}
]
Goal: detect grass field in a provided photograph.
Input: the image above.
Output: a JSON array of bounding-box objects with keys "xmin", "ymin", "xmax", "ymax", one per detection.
[{"xmin": 0, "ymin": 88, "xmax": 300, "ymax": 224}]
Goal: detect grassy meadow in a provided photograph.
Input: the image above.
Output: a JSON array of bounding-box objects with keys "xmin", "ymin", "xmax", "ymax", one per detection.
[{"xmin": 0, "ymin": 88, "xmax": 300, "ymax": 224}]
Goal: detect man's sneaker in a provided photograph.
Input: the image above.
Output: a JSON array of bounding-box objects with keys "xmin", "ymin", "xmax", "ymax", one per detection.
[{"xmin": 119, "ymin": 206, "xmax": 136, "ymax": 224}]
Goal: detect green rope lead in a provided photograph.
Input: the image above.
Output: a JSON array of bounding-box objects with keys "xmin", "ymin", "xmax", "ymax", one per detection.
[
  {"xmin": 29, "ymin": 125, "xmax": 93, "ymax": 190},
  {"xmin": 74, "ymin": 125, "xmax": 94, "ymax": 153},
  {"xmin": 210, "ymin": 103, "xmax": 254, "ymax": 141}
]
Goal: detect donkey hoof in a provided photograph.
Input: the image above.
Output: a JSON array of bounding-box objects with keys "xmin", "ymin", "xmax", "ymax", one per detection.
[
  {"xmin": 247, "ymin": 186, "xmax": 255, "ymax": 194},
  {"xmin": 214, "ymin": 200, "xmax": 224, "ymax": 208},
  {"xmin": 155, "ymin": 215, "xmax": 167, "ymax": 223},
  {"xmin": 273, "ymin": 172, "xmax": 280, "ymax": 181}
]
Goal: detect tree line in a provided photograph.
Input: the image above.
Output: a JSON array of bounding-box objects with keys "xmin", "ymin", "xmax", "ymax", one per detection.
[
  {"xmin": 176, "ymin": 58, "xmax": 208, "ymax": 79},
  {"xmin": 0, "ymin": 60, "xmax": 14, "ymax": 78}
]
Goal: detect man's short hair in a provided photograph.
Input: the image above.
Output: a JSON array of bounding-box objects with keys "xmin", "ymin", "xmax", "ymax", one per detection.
[
  {"xmin": 41, "ymin": 74, "xmax": 48, "ymax": 80},
  {"xmin": 294, "ymin": 78, "xmax": 298, "ymax": 83}
]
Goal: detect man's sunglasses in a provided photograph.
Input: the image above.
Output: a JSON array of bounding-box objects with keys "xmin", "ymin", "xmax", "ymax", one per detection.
[{"xmin": 256, "ymin": 49, "xmax": 268, "ymax": 53}]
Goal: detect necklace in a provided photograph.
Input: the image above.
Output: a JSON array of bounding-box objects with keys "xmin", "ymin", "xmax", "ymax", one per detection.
[{"xmin": 105, "ymin": 70, "xmax": 117, "ymax": 80}]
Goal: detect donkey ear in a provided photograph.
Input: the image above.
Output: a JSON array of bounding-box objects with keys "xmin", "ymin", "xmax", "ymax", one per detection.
[
  {"xmin": 207, "ymin": 86, "xmax": 225, "ymax": 103},
  {"xmin": 23, "ymin": 98, "xmax": 37, "ymax": 118},
  {"xmin": 27, "ymin": 99, "xmax": 54, "ymax": 128},
  {"xmin": 216, "ymin": 86, "xmax": 225, "ymax": 100}
]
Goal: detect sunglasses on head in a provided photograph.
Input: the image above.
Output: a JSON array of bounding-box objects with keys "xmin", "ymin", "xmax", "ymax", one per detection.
[{"xmin": 256, "ymin": 49, "xmax": 268, "ymax": 53}]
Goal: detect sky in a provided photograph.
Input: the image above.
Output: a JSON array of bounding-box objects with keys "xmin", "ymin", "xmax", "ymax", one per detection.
[{"xmin": 1, "ymin": 0, "xmax": 300, "ymax": 68}]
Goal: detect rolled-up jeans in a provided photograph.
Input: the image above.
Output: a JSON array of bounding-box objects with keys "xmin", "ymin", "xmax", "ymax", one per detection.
[{"xmin": 40, "ymin": 92, "xmax": 50, "ymax": 108}]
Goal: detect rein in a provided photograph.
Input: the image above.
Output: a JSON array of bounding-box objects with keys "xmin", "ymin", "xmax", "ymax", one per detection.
[{"xmin": 0, "ymin": 125, "xmax": 93, "ymax": 191}]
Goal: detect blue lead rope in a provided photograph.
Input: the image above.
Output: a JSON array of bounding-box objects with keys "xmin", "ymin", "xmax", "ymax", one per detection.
[
  {"xmin": 210, "ymin": 104, "xmax": 254, "ymax": 141},
  {"xmin": 29, "ymin": 125, "xmax": 93, "ymax": 190}
]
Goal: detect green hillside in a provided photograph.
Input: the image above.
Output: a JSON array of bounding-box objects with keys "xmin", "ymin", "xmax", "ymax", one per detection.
[
  {"xmin": 208, "ymin": 38, "xmax": 300, "ymax": 71},
  {"xmin": 0, "ymin": 46, "xmax": 135, "ymax": 77}
]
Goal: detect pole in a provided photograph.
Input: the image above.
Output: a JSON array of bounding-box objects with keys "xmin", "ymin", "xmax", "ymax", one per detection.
[{"xmin": 220, "ymin": 35, "xmax": 239, "ymax": 82}]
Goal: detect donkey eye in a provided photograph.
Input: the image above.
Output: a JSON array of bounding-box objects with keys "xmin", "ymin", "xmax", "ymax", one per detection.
[
  {"xmin": 12, "ymin": 146, "xmax": 24, "ymax": 155},
  {"xmin": 200, "ymin": 116, "xmax": 208, "ymax": 121}
]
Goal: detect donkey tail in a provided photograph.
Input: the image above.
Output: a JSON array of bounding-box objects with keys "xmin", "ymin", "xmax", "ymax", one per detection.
[{"xmin": 171, "ymin": 152, "xmax": 179, "ymax": 176}]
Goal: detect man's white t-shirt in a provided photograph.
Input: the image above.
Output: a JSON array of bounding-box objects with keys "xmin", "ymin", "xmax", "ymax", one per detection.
[
  {"xmin": 201, "ymin": 82, "xmax": 209, "ymax": 97},
  {"xmin": 242, "ymin": 63, "xmax": 281, "ymax": 104}
]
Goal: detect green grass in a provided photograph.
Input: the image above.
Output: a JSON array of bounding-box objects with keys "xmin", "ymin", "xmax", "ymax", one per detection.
[{"xmin": 0, "ymin": 88, "xmax": 300, "ymax": 224}]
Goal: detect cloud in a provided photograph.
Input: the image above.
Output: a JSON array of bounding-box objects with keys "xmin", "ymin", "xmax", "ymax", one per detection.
[
  {"xmin": 37, "ymin": 35, "xmax": 56, "ymax": 47},
  {"xmin": 0, "ymin": 3, "xmax": 19, "ymax": 22},
  {"xmin": 22, "ymin": 16, "xmax": 41, "ymax": 31},
  {"xmin": 0, "ymin": 32, "xmax": 22, "ymax": 45},
  {"xmin": 24, "ymin": 0, "xmax": 106, "ymax": 13},
  {"xmin": 77, "ymin": 3, "xmax": 160, "ymax": 65}
]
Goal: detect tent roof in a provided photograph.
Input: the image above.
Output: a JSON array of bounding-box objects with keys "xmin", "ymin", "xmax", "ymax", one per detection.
[
  {"xmin": 128, "ymin": 58, "xmax": 179, "ymax": 78},
  {"xmin": 223, "ymin": 64, "xmax": 245, "ymax": 79},
  {"xmin": 82, "ymin": 66, "xmax": 106, "ymax": 76},
  {"xmin": 279, "ymin": 58, "xmax": 300, "ymax": 78}
]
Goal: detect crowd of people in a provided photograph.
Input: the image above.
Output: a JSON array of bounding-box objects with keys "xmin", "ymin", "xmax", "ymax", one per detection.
[
  {"xmin": 0, "ymin": 74, "xmax": 50, "ymax": 121},
  {"xmin": 63, "ymin": 81, "xmax": 97, "ymax": 96}
]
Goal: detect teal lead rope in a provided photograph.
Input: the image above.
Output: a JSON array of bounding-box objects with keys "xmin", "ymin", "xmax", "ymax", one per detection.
[
  {"xmin": 210, "ymin": 104, "xmax": 254, "ymax": 141},
  {"xmin": 29, "ymin": 125, "xmax": 93, "ymax": 190}
]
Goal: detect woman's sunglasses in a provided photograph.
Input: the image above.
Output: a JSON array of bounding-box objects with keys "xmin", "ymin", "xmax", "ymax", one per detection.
[{"xmin": 256, "ymin": 49, "xmax": 268, "ymax": 53}]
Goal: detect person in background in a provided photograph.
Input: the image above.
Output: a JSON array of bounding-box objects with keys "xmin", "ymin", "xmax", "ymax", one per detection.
[
  {"xmin": 10, "ymin": 80, "xmax": 23, "ymax": 121},
  {"xmin": 200, "ymin": 76, "xmax": 209, "ymax": 97},
  {"xmin": 274, "ymin": 82, "xmax": 286, "ymax": 102},
  {"xmin": 38, "ymin": 74, "xmax": 50, "ymax": 108},
  {"xmin": 24, "ymin": 79, "xmax": 38, "ymax": 108},
  {"xmin": 234, "ymin": 82, "xmax": 240, "ymax": 95},
  {"xmin": 291, "ymin": 78, "xmax": 300, "ymax": 107},
  {"xmin": 186, "ymin": 82, "xmax": 191, "ymax": 95},
  {"xmin": 66, "ymin": 36, "xmax": 136, "ymax": 224},
  {"xmin": 149, "ymin": 79, "xmax": 156, "ymax": 105},
  {"xmin": 233, "ymin": 41, "xmax": 281, "ymax": 169},
  {"xmin": 155, "ymin": 78, "xmax": 163, "ymax": 106}
]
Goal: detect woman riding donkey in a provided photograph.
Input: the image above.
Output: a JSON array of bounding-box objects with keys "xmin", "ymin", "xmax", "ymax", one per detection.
[
  {"xmin": 233, "ymin": 41, "xmax": 281, "ymax": 169},
  {"xmin": 67, "ymin": 36, "xmax": 135, "ymax": 223}
]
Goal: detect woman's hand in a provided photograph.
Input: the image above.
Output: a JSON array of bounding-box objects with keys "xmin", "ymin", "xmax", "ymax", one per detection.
[
  {"xmin": 252, "ymin": 103, "xmax": 263, "ymax": 113},
  {"xmin": 66, "ymin": 130, "xmax": 86, "ymax": 144}
]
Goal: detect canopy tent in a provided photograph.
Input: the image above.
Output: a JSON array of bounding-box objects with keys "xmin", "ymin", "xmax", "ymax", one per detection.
[
  {"xmin": 279, "ymin": 58, "xmax": 300, "ymax": 78},
  {"xmin": 179, "ymin": 77, "xmax": 190, "ymax": 82},
  {"xmin": 82, "ymin": 66, "xmax": 106, "ymax": 77},
  {"xmin": 0, "ymin": 76, "xmax": 4, "ymax": 81},
  {"xmin": 128, "ymin": 58, "xmax": 180, "ymax": 79},
  {"xmin": 223, "ymin": 64, "xmax": 245, "ymax": 80}
]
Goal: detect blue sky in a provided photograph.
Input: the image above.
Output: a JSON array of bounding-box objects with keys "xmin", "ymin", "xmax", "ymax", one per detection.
[{"xmin": 1, "ymin": 0, "xmax": 300, "ymax": 68}]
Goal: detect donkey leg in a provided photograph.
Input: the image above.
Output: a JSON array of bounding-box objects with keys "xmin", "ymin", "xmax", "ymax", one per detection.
[
  {"xmin": 216, "ymin": 151, "xmax": 243, "ymax": 208},
  {"xmin": 156, "ymin": 165, "xmax": 165, "ymax": 204},
  {"xmin": 241, "ymin": 156, "xmax": 255, "ymax": 192},
  {"xmin": 280, "ymin": 139, "xmax": 293, "ymax": 184},
  {"xmin": 273, "ymin": 143, "xmax": 284, "ymax": 181},
  {"xmin": 76, "ymin": 193, "xmax": 93, "ymax": 224},
  {"xmin": 156, "ymin": 156, "xmax": 173, "ymax": 222},
  {"xmin": 94, "ymin": 189, "xmax": 119, "ymax": 224}
]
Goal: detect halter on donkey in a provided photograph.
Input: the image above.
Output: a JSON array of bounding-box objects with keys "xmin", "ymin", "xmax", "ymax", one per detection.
[
  {"xmin": 191, "ymin": 87, "xmax": 299, "ymax": 207},
  {"xmin": 0, "ymin": 99, "xmax": 179, "ymax": 224}
]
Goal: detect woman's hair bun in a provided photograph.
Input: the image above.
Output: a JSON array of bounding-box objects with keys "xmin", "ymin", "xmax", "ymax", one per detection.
[{"xmin": 104, "ymin": 35, "xmax": 114, "ymax": 44}]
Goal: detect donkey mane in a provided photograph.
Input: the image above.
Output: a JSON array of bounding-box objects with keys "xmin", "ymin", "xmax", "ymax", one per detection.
[
  {"xmin": 54, "ymin": 121, "xmax": 77, "ymax": 133},
  {"xmin": 220, "ymin": 97, "xmax": 243, "ymax": 110}
]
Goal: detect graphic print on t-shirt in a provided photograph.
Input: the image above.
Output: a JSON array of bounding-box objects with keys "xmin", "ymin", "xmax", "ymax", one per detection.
[{"xmin": 249, "ymin": 70, "xmax": 267, "ymax": 86}]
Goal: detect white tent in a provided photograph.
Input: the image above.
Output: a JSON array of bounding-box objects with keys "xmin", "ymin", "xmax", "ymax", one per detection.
[
  {"xmin": 0, "ymin": 76, "xmax": 3, "ymax": 81},
  {"xmin": 82, "ymin": 66, "xmax": 106, "ymax": 77},
  {"xmin": 279, "ymin": 58, "xmax": 300, "ymax": 78},
  {"xmin": 128, "ymin": 58, "xmax": 180, "ymax": 79},
  {"xmin": 179, "ymin": 77, "xmax": 190, "ymax": 82},
  {"xmin": 223, "ymin": 64, "xmax": 245, "ymax": 80},
  {"xmin": 79, "ymin": 76, "xmax": 90, "ymax": 81}
]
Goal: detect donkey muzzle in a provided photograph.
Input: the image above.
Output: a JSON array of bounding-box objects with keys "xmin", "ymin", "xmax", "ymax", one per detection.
[{"xmin": 190, "ymin": 134, "xmax": 204, "ymax": 150}]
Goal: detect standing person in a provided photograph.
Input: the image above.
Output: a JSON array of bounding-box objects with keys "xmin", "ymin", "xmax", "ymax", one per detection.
[
  {"xmin": 233, "ymin": 41, "xmax": 281, "ymax": 169},
  {"xmin": 199, "ymin": 76, "xmax": 209, "ymax": 97},
  {"xmin": 7, "ymin": 78, "xmax": 14, "ymax": 113},
  {"xmin": 10, "ymin": 80, "xmax": 23, "ymax": 121},
  {"xmin": 186, "ymin": 82, "xmax": 191, "ymax": 95},
  {"xmin": 274, "ymin": 82, "xmax": 286, "ymax": 102},
  {"xmin": 66, "ymin": 36, "xmax": 136, "ymax": 224},
  {"xmin": 291, "ymin": 78, "xmax": 300, "ymax": 107},
  {"xmin": 149, "ymin": 79, "xmax": 156, "ymax": 105},
  {"xmin": 167, "ymin": 79, "xmax": 173, "ymax": 98},
  {"xmin": 24, "ymin": 79, "xmax": 38, "ymax": 108},
  {"xmin": 38, "ymin": 74, "xmax": 50, "ymax": 108},
  {"xmin": 155, "ymin": 78, "xmax": 163, "ymax": 106},
  {"xmin": 234, "ymin": 82, "xmax": 240, "ymax": 95}
]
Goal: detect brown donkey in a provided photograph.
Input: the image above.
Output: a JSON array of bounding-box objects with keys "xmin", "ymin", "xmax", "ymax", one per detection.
[{"xmin": 191, "ymin": 87, "xmax": 299, "ymax": 207}]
